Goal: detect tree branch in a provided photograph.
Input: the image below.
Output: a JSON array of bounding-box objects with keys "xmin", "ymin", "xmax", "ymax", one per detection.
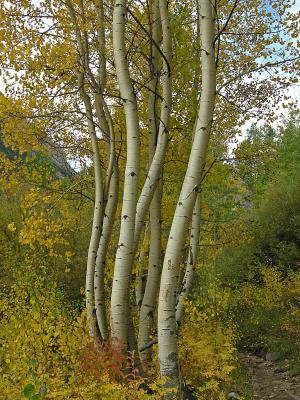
[{"xmin": 139, "ymin": 338, "xmax": 158, "ymax": 352}]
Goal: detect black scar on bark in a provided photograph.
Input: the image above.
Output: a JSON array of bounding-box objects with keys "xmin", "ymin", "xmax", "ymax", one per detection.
[{"xmin": 167, "ymin": 352, "xmax": 177, "ymax": 362}]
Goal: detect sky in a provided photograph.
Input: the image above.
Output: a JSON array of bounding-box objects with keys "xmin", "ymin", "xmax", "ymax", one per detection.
[{"xmin": 240, "ymin": 0, "xmax": 300, "ymax": 134}]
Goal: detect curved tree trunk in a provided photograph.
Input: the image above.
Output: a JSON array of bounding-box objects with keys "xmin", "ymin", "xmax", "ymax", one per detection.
[
  {"xmin": 138, "ymin": 0, "xmax": 163, "ymax": 364},
  {"xmin": 79, "ymin": 75, "xmax": 104, "ymax": 346},
  {"xmin": 135, "ymin": 221, "xmax": 149, "ymax": 309},
  {"xmin": 157, "ymin": 0, "xmax": 216, "ymax": 394},
  {"xmin": 138, "ymin": 181, "xmax": 162, "ymax": 363},
  {"xmin": 92, "ymin": 0, "xmax": 119, "ymax": 340},
  {"xmin": 175, "ymin": 193, "xmax": 201, "ymax": 325},
  {"xmin": 94, "ymin": 162, "xmax": 119, "ymax": 340},
  {"xmin": 110, "ymin": 0, "xmax": 140, "ymax": 345},
  {"xmin": 132, "ymin": 0, "xmax": 171, "ymax": 258},
  {"xmin": 66, "ymin": 0, "xmax": 106, "ymax": 346}
]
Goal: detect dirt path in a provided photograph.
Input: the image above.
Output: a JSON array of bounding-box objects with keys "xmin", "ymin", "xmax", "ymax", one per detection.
[{"xmin": 241, "ymin": 354, "xmax": 300, "ymax": 400}]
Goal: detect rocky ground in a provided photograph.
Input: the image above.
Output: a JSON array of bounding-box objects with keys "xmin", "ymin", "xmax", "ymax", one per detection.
[{"xmin": 240, "ymin": 354, "xmax": 300, "ymax": 400}]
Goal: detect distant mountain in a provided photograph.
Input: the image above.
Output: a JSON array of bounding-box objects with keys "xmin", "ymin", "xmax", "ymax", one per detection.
[
  {"xmin": 0, "ymin": 130, "xmax": 74, "ymax": 179},
  {"xmin": 40, "ymin": 138, "xmax": 74, "ymax": 179}
]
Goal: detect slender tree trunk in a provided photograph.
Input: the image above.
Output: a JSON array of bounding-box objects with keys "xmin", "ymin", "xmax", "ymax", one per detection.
[
  {"xmin": 72, "ymin": 0, "xmax": 119, "ymax": 342},
  {"xmin": 110, "ymin": 0, "xmax": 140, "ymax": 345},
  {"xmin": 135, "ymin": 221, "xmax": 148, "ymax": 309},
  {"xmin": 94, "ymin": 162, "xmax": 119, "ymax": 340},
  {"xmin": 138, "ymin": 0, "xmax": 163, "ymax": 363},
  {"xmin": 175, "ymin": 193, "xmax": 201, "ymax": 325},
  {"xmin": 132, "ymin": 0, "xmax": 171, "ymax": 257},
  {"xmin": 95, "ymin": 0, "xmax": 106, "ymax": 92},
  {"xmin": 157, "ymin": 0, "xmax": 216, "ymax": 394},
  {"xmin": 66, "ymin": 1, "xmax": 106, "ymax": 345},
  {"xmin": 94, "ymin": 93, "xmax": 119, "ymax": 341},
  {"xmin": 78, "ymin": 74, "xmax": 104, "ymax": 345},
  {"xmin": 138, "ymin": 181, "xmax": 162, "ymax": 363}
]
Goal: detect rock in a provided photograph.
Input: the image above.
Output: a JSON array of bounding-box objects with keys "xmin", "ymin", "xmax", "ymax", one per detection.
[
  {"xmin": 228, "ymin": 392, "xmax": 240, "ymax": 399},
  {"xmin": 274, "ymin": 365, "xmax": 289, "ymax": 373},
  {"xmin": 255, "ymin": 358, "xmax": 264, "ymax": 364},
  {"xmin": 253, "ymin": 344, "xmax": 268, "ymax": 358},
  {"xmin": 265, "ymin": 352, "xmax": 280, "ymax": 362},
  {"xmin": 286, "ymin": 390, "xmax": 300, "ymax": 400}
]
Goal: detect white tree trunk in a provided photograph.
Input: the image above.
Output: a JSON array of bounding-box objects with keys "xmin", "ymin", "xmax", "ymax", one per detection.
[
  {"xmin": 66, "ymin": 0, "xmax": 106, "ymax": 345},
  {"xmin": 93, "ymin": 91, "xmax": 119, "ymax": 341},
  {"xmin": 79, "ymin": 75, "xmax": 104, "ymax": 345},
  {"xmin": 94, "ymin": 163, "xmax": 119, "ymax": 340},
  {"xmin": 157, "ymin": 0, "xmax": 216, "ymax": 393},
  {"xmin": 175, "ymin": 193, "xmax": 201, "ymax": 325},
  {"xmin": 138, "ymin": 0, "xmax": 163, "ymax": 363},
  {"xmin": 110, "ymin": 0, "xmax": 140, "ymax": 345},
  {"xmin": 132, "ymin": 0, "xmax": 171, "ymax": 256},
  {"xmin": 91, "ymin": 0, "xmax": 119, "ymax": 340},
  {"xmin": 138, "ymin": 181, "xmax": 162, "ymax": 363}
]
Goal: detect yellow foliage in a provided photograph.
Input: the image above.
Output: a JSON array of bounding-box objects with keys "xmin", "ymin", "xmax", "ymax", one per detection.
[
  {"xmin": 178, "ymin": 300, "xmax": 237, "ymax": 399},
  {"xmin": 236, "ymin": 267, "xmax": 289, "ymax": 310},
  {"xmin": 233, "ymin": 267, "xmax": 300, "ymax": 358},
  {"xmin": 19, "ymin": 187, "xmax": 72, "ymax": 256},
  {"xmin": 7, "ymin": 222, "xmax": 17, "ymax": 232},
  {"xmin": 0, "ymin": 274, "xmax": 164, "ymax": 400}
]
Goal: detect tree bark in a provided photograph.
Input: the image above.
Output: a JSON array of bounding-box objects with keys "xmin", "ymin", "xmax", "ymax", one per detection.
[
  {"xmin": 92, "ymin": 0, "xmax": 119, "ymax": 340},
  {"xmin": 175, "ymin": 193, "xmax": 201, "ymax": 325},
  {"xmin": 94, "ymin": 162, "xmax": 119, "ymax": 340},
  {"xmin": 135, "ymin": 221, "xmax": 148, "ymax": 309},
  {"xmin": 157, "ymin": 0, "xmax": 216, "ymax": 394},
  {"xmin": 132, "ymin": 0, "xmax": 171, "ymax": 258},
  {"xmin": 138, "ymin": 181, "xmax": 162, "ymax": 363},
  {"xmin": 138, "ymin": 0, "xmax": 163, "ymax": 363},
  {"xmin": 79, "ymin": 73, "xmax": 104, "ymax": 346},
  {"xmin": 110, "ymin": 0, "xmax": 140, "ymax": 345},
  {"xmin": 66, "ymin": 0, "xmax": 106, "ymax": 344}
]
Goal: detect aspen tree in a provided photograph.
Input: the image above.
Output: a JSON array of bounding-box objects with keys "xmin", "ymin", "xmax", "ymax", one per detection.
[
  {"xmin": 66, "ymin": 0, "xmax": 105, "ymax": 343},
  {"xmin": 67, "ymin": 0, "xmax": 119, "ymax": 342},
  {"xmin": 110, "ymin": 0, "xmax": 140, "ymax": 344},
  {"xmin": 138, "ymin": 0, "xmax": 163, "ymax": 363},
  {"xmin": 176, "ymin": 193, "xmax": 201, "ymax": 324},
  {"xmin": 93, "ymin": 0, "xmax": 119, "ymax": 341},
  {"xmin": 132, "ymin": 0, "xmax": 172, "ymax": 255},
  {"xmin": 157, "ymin": 0, "xmax": 216, "ymax": 392}
]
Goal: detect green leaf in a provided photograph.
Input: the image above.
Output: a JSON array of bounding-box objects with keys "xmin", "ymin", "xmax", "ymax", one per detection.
[
  {"xmin": 39, "ymin": 384, "xmax": 47, "ymax": 399},
  {"xmin": 31, "ymin": 371, "xmax": 38, "ymax": 380},
  {"xmin": 29, "ymin": 359, "xmax": 38, "ymax": 367},
  {"xmin": 23, "ymin": 384, "xmax": 35, "ymax": 398},
  {"xmin": 31, "ymin": 395, "xmax": 40, "ymax": 400}
]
